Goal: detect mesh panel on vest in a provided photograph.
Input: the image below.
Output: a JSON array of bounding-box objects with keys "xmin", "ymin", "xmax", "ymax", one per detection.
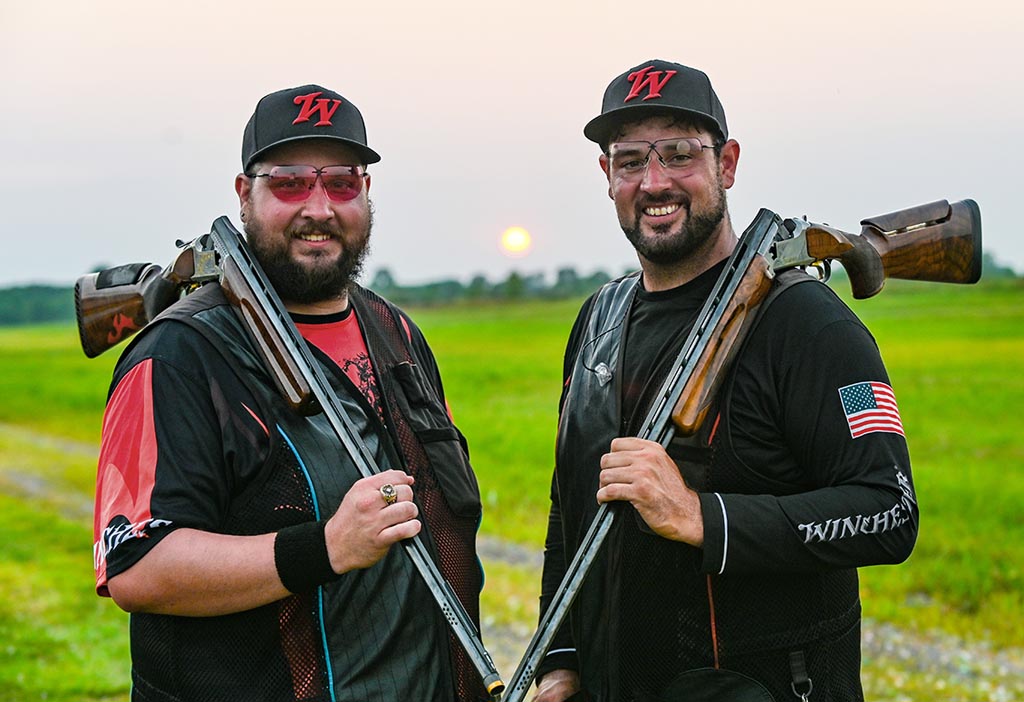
[
  {"xmin": 358, "ymin": 291, "xmax": 487, "ymax": 702},
  {"xmin": 130, "ymin": 443, "xmax": 332, "ymax": 701},
  {"xmin": 720, "ymin": 617, "xmax": 865, "ymax": 701},
  {"xmin": 609, "ymin": 512, "xmax": 714, "ymax": 699}
]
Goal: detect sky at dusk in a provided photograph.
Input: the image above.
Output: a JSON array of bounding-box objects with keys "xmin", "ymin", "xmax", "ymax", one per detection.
[{"xmin": 2, "ymin": 0, "xmax": 1020, "ymax": 288}]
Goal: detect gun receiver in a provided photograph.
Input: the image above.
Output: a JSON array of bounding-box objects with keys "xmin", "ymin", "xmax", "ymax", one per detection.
[{"xmin": 505, "ymin": 198, "xmax": 983, "ymax": 701}]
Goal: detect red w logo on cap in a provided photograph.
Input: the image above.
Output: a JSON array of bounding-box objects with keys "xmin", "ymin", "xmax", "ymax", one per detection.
[
  {"xmin": 624, "ymin": 67, "xmax": 677, "ymax": 103},
  {"xmin": 292, "ymin": 92, "xmax": 342, "ymax": 127}
]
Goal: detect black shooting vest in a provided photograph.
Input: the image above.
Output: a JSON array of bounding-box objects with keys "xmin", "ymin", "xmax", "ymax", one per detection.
[
  {"xmin": 554, "ymin": 270, "xmax": 862, "ymax": 702},
  {"xmin": 124, "ymin": 283, "xmax": 486, "ymax": 702}
]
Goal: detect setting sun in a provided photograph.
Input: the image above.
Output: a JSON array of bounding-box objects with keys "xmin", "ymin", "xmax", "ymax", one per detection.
[{"xmin": 500, "ymin": 226, "xmax": 532, "ymax": 257}]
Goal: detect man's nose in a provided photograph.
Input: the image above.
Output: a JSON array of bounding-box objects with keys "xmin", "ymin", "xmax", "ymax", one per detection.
[
  {"xmin": 299, "ymin": 175, "xmax": 335, "ymax": 218},
  {"xmin": 639, "ymin": 155, "xmax": 672, "ymax": 191}
]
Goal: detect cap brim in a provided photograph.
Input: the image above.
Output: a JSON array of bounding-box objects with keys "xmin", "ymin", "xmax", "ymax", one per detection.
[
  {"xmin": 584, "ymin": 105, "xmax": 726, "ymax": 145},
  {"xmin": 245, "ymin": 135, "xmax": 381, "ymax": 171}
]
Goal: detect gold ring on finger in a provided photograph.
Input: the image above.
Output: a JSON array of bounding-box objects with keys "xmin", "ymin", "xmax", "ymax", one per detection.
[{"xmin": 380, "ymin": 483, "xmax": 398, "ymax": 506}]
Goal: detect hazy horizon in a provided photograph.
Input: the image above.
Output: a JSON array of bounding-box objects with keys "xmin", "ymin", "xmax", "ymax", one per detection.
[{"xmin": 3, "ymin": 0, "xmax": 1020, "ymax": 287}]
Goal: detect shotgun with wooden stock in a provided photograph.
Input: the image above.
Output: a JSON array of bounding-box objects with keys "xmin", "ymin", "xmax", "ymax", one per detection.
[
  {"xmin": 76, "ymin": 217, "xmax": 505, "ymax": 699},
  {"xmin": 501, "ymin": 197, "xmax": 982, "ymax": 702}
]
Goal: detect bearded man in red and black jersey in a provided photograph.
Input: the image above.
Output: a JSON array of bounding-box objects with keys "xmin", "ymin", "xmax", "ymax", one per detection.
[
  {"xmin": 93, "ymin": 85, "xmax": 488, "ymax": 702},
  {"xmin": 533, "ymin": 61, "xmax": 919, "ymax": 702}
]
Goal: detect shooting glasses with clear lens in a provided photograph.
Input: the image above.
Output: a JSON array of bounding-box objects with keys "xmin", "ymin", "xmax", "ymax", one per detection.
[
  {"xmin": 608, "ymin": 137, "xmax": 715, "ymax": 178},
  {"xmin": 246, "ymin": 165, "xmax": 368, "ymax": 203}
]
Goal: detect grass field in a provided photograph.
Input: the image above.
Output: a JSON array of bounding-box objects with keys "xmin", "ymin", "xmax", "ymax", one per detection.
[{"xmin": 0, "ymin": 277, "xmax": 1020, "ymax": 700}]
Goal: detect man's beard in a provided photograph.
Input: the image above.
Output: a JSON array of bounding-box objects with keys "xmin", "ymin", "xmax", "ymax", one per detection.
[
  {"xmin": 245, "ymin": 205, "xmax": 373, "ymax": 305},
  {"xmin": 621, "ymin": 181, "xmax": 727, "ymax": 265}
]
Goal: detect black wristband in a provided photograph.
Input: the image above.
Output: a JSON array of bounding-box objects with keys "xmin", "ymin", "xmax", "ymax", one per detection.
[{"xmin": 274, "ymin": 520, "xmax": 338, "ymax": 594}]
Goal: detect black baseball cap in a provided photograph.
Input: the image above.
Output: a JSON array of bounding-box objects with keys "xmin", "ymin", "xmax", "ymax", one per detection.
[
  {"xmin": 584, "ymin": 60, "xmax": 728, "ymax": 146},
  {"xmin": 241, "ymin": 84, "xmax": 381, "ymax": 171}
]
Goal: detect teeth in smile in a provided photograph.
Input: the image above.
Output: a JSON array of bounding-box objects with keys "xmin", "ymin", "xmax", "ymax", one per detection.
[
  {"xmin": 644, "ymin": 204, "xmax": 680, "ymax": 217},
  {"xmin": 298, "ymin": 233, "xmax": 331, "ymax": 241}
]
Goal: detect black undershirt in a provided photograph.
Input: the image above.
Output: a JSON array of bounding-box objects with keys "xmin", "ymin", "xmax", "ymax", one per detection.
[{"xmin": 620, "ymin": 261, "xmax": 726, "ymax": 434}]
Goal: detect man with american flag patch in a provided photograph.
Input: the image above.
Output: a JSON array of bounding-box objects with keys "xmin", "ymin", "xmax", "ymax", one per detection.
[{"xmin": 535, "ymin": 60, "xmax": 918, "ymax": 702}]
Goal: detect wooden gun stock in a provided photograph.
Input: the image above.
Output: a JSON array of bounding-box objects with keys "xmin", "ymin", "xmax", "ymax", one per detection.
[
  {"xmin": 74, "ymin": 249, "xmax": 196, "ymax": 358},
  {"xmin": 804, "ymin": 199, "xmax": 982, "ymax": 299},
  {"xmin": 674, "ymin": 198, "xmax": 983, "ymax": 427}
]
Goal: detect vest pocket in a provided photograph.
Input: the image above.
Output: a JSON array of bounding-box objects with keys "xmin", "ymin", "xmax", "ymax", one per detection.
[
  {"xmin": 391, "ymin": 362, "xmax": 482, "ymax": 516},
  {"xmin": 418, "ymin": 427, "xmax": 482, "ymax": 516}
]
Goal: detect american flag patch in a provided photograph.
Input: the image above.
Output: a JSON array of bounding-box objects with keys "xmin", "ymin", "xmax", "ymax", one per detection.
[{"xmin": 838, "ymin": 381, "xmax": 905, "ymax": 439}]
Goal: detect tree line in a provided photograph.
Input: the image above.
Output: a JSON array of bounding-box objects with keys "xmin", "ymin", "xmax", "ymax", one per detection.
[
  {"xmin": 0, "ymin": 254, "xmax": 1018, "ymax": 326},
  {"xmin": 366, "ymin": 267, "xmax": 622, "ymax": 307},
  {"xmin": 0, "ymin": 285, "xmax": 77, "ymax": 326},
  {"xmin": 0, "ymin": 266, "xmax": 623, "ymax": 326}
]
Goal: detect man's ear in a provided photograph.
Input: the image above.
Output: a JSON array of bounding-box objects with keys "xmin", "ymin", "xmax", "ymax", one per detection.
[
  {"xmin": 364, "ymin": 173, "xmax": 371, "ymax": 194},
  {"xmin": 599, "ymin": 154, "xmax": 613, "ymax": 200},
  {"xmin": 235, "ymin": 173, "xmax": 252, "ymax": 205},
  {"xmin": 718, "ymin": 139, "xmax": 740, "ymax": 190}
]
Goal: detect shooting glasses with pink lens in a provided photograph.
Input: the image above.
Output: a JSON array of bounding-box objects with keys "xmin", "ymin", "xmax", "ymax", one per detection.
[{"xmin": 246, "ymin": 165, "xmax": 368, "ymax": 202}]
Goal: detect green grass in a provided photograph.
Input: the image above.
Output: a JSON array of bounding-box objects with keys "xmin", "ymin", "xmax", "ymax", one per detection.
[
  {"xmin": 0, "ymin": 324, "xmax": 117, "ymax": 443},
  {"xmin": 0, "ymin": 401, "xmax": 130, "ymax": 699},
  {"xmin": 0, "ymin": 278, "xmax": 1020, "ymax": 698},
  {"xmin": 0, "ymin": 491, "xmax": 130, "ymax": 701},
  {"xmin": 406, "ymin": 299, "xmax": 576, "ymax": 544}
]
